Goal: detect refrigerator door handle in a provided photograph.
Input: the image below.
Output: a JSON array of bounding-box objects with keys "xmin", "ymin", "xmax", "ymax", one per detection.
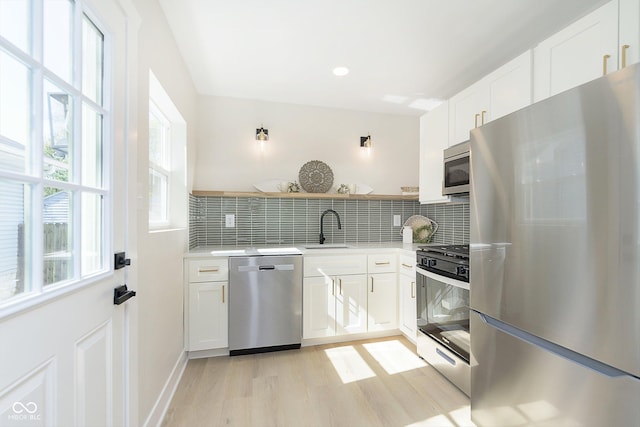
[{"xmin": 473, "ymin": 310, "xmax": 636, "ymax": 379}]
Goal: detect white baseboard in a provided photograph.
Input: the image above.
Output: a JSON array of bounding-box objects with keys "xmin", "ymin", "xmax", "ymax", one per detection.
[
  {"xmin": 302, "ymin": 329, "xmax": 401, "ymax": 347},
  {"xmin": 142, "ymin": 350, "xmax": 188, "ymax": 427}
]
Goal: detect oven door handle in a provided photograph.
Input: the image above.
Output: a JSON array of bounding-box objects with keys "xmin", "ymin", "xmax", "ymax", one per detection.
[{"xmin": 416, "ymin": 268, "xmax": 470, "ymax": 291}]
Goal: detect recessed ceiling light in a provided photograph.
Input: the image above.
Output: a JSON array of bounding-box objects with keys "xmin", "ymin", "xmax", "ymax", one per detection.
[{"xmin": 333, "ymin": 66, "xmax": 349, "ymax": 77}]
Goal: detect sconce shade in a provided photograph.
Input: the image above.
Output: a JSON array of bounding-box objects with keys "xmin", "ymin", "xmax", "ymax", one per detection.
[
  {"xmin": 360, "ymin": 134, "xmax": 372, "ymax": 148},
  {"xmin": 256, "ymin": 127, "xmax": 269, "ymax": 141}
]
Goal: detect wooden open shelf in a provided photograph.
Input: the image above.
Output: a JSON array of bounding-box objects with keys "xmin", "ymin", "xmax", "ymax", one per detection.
[{"xmin": 191, "ymin": 190, "xmax": 419, "ymax": 201}]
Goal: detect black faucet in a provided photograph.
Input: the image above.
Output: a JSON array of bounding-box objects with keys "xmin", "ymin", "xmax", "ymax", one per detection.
[{"xmin": 319, "ymin": 209, "xmax": 342, "ymax": 244}]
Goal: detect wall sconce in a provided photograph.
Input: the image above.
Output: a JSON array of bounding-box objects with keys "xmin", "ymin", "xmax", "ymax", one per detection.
[
  {"xmin": 256, "ymin": 126, "xmax": 269, "ymax": 141},
  {"xmin": 360, "ymin": 134, "xmax": 372, "ymax": 148}
]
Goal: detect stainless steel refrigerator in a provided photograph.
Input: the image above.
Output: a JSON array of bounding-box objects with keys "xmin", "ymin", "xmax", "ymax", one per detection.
[{"xmin": 470, "ymin": 63, "xmax": 640, "ymax": 426}]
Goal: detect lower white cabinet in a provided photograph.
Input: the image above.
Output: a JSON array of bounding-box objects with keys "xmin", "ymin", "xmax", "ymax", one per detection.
[
  {"xmin": 185, "ymin": 257, "xmax": 229, "ymax": 351},
  {"xmin": 367, "ymin": 273, "xmax": 398, "ymax": 331},
  {"xmin": 399, "ymin": 254, "xmax": 417, "ymax": 341},
  {"xmin": 303, "ymin": 274, "xmax": 367, "ymax": 339},
  {"xmin": 187, "ymin": 281, "xmax": 228, "ymax": 351}
]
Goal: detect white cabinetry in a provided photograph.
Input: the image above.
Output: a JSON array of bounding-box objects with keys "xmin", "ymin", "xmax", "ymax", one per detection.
[
  {"xmin": 185, "ymin": 258, "xmax": 228, "ymax": 351},
  {"xmin": 419, "ymin": 101, "xmax": 450, "ymax": 204},
  {"xmin": 398, "ymin": 253, "xmax": 417, "ymax": 342},
  {"xmin": 533, "ymin": 1, "xmax": 619, "ymax": 102},
  {"xmin": 619, "ymin": 0, "xmax": 640, "ymax": 68},
  {"xmin": 367, "ymin": 253, "xmax": 398, "ymax": 332},
  {"xmin": 303, "ymin": 254, "xmax": 368, "ymax": 339},
  {"xmin": 449, "ymin": 50, "xmax": 532, "ymax": 145}
]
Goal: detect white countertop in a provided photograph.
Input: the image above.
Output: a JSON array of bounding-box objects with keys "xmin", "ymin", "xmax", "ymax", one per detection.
[{"xmin": 185, "ymin": 242, "xmax": 422, "ymax": 258}]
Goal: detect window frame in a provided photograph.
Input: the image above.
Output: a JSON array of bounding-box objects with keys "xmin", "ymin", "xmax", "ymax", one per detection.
[{"xmin": 0, "ymin": 0, "xmax": 113, "ymax": 314}]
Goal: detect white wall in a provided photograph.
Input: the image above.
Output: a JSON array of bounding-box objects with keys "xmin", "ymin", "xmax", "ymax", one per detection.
[
  {"xmin": 132, "ymin": 0, "xmax": 198, "ymax": 424},
  {"xmin": 195, "ymin": 96, "xmax": 419, "ymax": 195}
]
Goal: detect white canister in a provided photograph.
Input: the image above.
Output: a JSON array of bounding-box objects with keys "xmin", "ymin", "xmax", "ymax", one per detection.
[{"xmin": 402, "ymin": 226, "xmax": 413, "ymax": 243}]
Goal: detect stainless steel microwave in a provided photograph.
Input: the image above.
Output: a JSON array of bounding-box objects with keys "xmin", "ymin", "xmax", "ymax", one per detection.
[{"xmin": 443, "ymin": 141, "xmax": 470, "ymax": 195}]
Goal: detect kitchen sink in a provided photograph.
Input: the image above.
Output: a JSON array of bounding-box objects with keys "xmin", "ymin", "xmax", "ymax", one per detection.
[{"xmin": 302, "ymin": 244, "xmax": 352, "ymax": 249}]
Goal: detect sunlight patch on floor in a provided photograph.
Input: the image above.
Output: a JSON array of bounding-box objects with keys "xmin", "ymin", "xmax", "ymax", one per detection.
[
  {"xmin": 363, "ymin": 340, "xmax": 427, "ymax": 375},
  {"xmin": 405, "ymin": 414, "xmax": 455, "ymax": 426},
  {"xmin": 324, "ymin": 345, "xmax": 376, "ymax": 384}
]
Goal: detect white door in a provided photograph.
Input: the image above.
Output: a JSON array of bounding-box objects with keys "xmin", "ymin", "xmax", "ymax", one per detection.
[
  {"xmin": 0, "ymin": 0, "xmax": 137, "ymax": 426},
  {"xmin": 367, "ymin": 273, "xmax": 398, "ymax": 332},
  {"xmin": 302, "ymin": 276, "xmax": 336, "ymax": 339},
  {"xmin": 336, "ymin": 274, "xmax": 367, "ymax": 335}
]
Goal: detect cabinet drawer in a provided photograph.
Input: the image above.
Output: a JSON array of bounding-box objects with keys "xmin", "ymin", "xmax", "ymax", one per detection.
[
  {"xmin": 367, "ymin": 253, "xmax": 397, "ymax": 274},
  {"xmin": 399, "ymin": 253, "xmax": 416, "ymax": 276},
  {"xmin": 304, "ymin": 255, "xmax": 367, "ymax": 277},
  {"xmin": 188, "ymin": 258, "xmax": 229, "ymax": 282}
]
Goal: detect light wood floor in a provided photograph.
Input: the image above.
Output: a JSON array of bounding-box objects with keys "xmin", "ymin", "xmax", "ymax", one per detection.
[{"xmin": 162, "ymin": 335, "xmax": 474, "ymax": 427}]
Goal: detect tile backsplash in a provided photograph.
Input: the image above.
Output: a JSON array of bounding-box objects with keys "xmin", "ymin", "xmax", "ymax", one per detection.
[{"xmin": 189, "ymin": 194, "xmax": 469, "ymax": 248}]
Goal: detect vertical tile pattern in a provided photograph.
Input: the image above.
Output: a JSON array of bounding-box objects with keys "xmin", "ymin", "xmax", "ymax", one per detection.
[{"xmin": 189, "ymin": 195, "xmax": 470, "ymax": 247}]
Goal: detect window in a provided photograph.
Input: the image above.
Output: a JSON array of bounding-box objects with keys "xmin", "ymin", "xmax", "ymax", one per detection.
[
  {"xmin": 148, "ymin": 102, "xmax": 170, "ymax": 225},
  {"xmin": 0, "ymin": 1, "xmax": 109, "ymax": 305},
  {"xmin": 148, "ymin": 70, "xmax": 187, "ymax": 230}
]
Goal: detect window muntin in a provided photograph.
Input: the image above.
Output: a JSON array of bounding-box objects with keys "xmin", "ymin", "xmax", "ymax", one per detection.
[{"xmin": 0, "ymin": 1, "xmax": 109, "ymax": 306}]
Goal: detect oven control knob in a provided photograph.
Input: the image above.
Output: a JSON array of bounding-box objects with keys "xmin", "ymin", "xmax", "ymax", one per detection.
[
  {"xmin": 427, "ymin": 259, "xmax": 437, "ymax": 267},
  {"xmin": 457, "ymin": 266, "xmax": 467, "ymax": 275}
]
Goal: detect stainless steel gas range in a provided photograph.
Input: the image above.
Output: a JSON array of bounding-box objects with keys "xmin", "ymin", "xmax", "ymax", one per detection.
[{"xmin": 416, "ymin": 244, "xmax": 470, "ymax": 396}]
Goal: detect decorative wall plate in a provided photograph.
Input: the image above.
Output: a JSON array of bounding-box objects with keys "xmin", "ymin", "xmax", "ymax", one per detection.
[
  {"xmin": 401, "ymin": 215, "xmax": 438, "ymax": 243},
  {"xmin": 298, "ymin": 160, "xmax": 334, "ymax": 193}
]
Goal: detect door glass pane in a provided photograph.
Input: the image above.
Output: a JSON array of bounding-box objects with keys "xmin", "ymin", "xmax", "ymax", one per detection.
[
  {"xmin": 82, "ymin": 16, "xmax": 104, "ymax": 105},
  {"xmin": 82, "ymin": 103, "xmax": 102, "ymax": 187},
  {"xmin": 0, "ymin": 0, "xmax": 30, "ymax": 53},
  {"xmin": 81, "ymin": 192, "xmax": 103, "ymax": 275},
  {"xmin": 0, "ymin": 50, "xmax": 30, "ymax": 173},
  {"xmin": 149, "ymin": 168, "xmax": 168, "ymax": 223},
  {"xmin": 0, "ymin": 179, "xmax": 28, "ymax": 302},
  {"xmin": 43, "ymin": 0, "xmax": 73, "ymax": 82},
  {"xmin": 43, "ymin": 79, "xmax": 72, "ymax": 182},
  {"xmin": 43, "ymin": 187, "xmax": 72, "ymax": 285}
]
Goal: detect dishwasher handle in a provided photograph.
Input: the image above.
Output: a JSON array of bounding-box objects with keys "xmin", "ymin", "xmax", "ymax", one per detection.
[
  {"xmin": 237, "ymin": 264, "xmax": 295, "ymax": 272},
  {"xmin": 259, "ymin": 265, "xmax": 275, "ymax": 270}
]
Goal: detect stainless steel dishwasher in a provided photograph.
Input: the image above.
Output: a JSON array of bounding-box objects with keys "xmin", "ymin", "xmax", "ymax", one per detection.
[{"xmin": 228, "ymin": 253, "xmax": 303, "ymax": 356}]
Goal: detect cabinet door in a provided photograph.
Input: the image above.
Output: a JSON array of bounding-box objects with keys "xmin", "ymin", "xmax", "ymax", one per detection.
[
  {"xmin": 335, "ymin": 274, "xmax": 368, "ymax": 335},
  {"xmin": 399, "ymin": 273, "xmax": 417, "ymax": 340},
  {"xmin": 367, "ymin": 273, "xmax": 398, "ymax": 332},
  {"xmin": 533, "ymin": 0, "xmax": 618, "ymax": 102},
  {"xmin": 419, "ymin": 101, "xmax": 451, "ymax": 204},
  {"xmin": 303, "ymin": 276, "xmax": 336, "ymax": 339},
  {"xmin": 449, "ymin": 83, "xmax": 488, "ymax": 145},
  {"xmin": 188, "ymin": 281, "xmax": 228, "ymax": 351},
  {"xmin": 619, "ymin": 0, "xmax": 640, "ymax": 68},
  {"xmin": 487, "ymin": 50, "xmax": 532, "ymax": 121}
]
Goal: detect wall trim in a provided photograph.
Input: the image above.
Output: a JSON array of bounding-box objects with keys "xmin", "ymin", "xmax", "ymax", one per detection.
[{"xmin": 142, "ymin": 350, "xmax": 187, "ymax": 427}]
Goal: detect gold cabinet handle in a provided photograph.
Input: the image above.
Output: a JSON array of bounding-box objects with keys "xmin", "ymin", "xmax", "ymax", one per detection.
[
  {"xmin": 481, "ymin": 110, "xmax": 487, "ymax": 126},
  {"xmin": 474, "ymin": 113, "xmax": 480, "ymax": 128},
  {"xmin": 411, "ymin": 281, "xmax": 415, "ymax": 299},
  {"xmin": 339, "ymin": 278, "xmax": 343, "ymax": 295},
  {"xmin": 603, "ymin": 54, "xmax": 611, "ymax": 75},
  {"xmin": 222, "ymin": 285, "xmax": 225, "ymax": 303},
  {"xmin": 401, "ymin": 263, "xmax": 412, "ymax": 269},
  {"xmin": 371, "ymin": 277, "xmax": 374, "ymax": 293},
  {"xmin": 199, "ymin": 267, "xmax": 219, "ymax": 273},
  {"xmin": 622, "ymin": 44, "xmax": 630, "ymax": 68},
  {"xmin": 331, "ymin": 279, "xmax": 335, "ymax": 296},
  {"xmin": 375, "ymin": 261, "xmax": 390, "ymax": 265}
]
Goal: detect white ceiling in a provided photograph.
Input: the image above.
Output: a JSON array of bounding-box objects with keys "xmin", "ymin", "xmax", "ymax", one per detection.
[{"xmin": 159, "ymin": 0, "xmax": 608, "ymax": 116}]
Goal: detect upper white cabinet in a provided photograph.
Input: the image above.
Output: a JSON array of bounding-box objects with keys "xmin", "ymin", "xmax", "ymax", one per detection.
[
  {"xmin": 619, "ymin": 0, "xmax": 640, "ymax": 68},
  {"xmin": 449, "ymin": 50, "xmax": 532, "ymax": 145},
  {"xmin": 419, "ymin": 100, "xmax": 450, "ymax": 204},
  {"xmin": 533, "ymin": 1, "xmax": 619, "ymax": 102}
]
